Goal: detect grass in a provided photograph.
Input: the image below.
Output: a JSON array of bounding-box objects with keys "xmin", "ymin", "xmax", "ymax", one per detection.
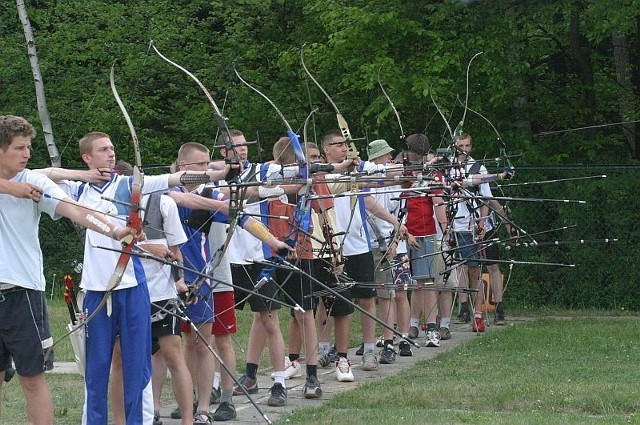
[
  {"xmin": 281, "ymin": 317, "xmax": 640, "ymax": 424},
  {"xmin": 3, "ymin": 300, "xmax": 640, "ymax": 424}
]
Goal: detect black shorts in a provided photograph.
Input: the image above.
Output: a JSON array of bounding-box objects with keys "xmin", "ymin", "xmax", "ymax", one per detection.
[
  {"xmin": 0, "ymin": 289, "xmax": 52, "ymax": 377},
  {"xmin": 232, "ymin": 263, "xmax": 282, "ymax": 313},
  {"xmin": 326, "ymin": 252, "xmax": 376, "ymax": 317},
  {"xmin": 151, "ymin": 300, "xmax": 182, "ymax": 355},
  {"xmin": 481, "ymin": 230, "xmax": 500, "ymax": 265},
  {"xmin": 276, "ymin": 259, "xmax": 318, "ymax": 311}
]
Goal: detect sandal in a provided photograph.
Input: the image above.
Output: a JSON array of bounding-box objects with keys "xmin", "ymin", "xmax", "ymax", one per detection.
[{"xmin": 193, "ymin": 410, "xmax": 213, "ymax": 425}]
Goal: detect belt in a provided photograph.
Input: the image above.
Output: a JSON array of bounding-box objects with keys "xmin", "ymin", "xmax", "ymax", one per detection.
[{"xmin": 0, "ymin": 283, "xmax": 26, "ymax": 293}]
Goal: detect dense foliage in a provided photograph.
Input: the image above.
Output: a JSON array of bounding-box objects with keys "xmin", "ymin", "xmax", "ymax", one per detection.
[{"xmin": 2, "ymin": 0, "xmax": 638, "ymax": 308}]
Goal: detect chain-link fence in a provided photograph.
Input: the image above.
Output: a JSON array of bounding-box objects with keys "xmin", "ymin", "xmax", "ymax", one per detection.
[{"xmin": 492, "ymin": 165, "xmax": 639, "ymax": 310}]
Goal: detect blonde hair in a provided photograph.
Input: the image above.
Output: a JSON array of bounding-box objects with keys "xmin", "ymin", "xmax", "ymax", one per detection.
[{"xmin": 78, "ymin": 132, "xmax": 110, "ymax": 155}]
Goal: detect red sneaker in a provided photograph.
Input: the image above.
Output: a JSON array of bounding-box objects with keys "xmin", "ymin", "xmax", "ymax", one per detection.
[{"xmin": 472, "ymin": 317, "xmax": 485, "ymax": 333}]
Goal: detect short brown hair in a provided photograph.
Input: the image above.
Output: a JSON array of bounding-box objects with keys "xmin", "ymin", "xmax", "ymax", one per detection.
[
  {"xmin": 406, "ymin": 133, "xmax": 430, "ymax": 155},
  {"xmin": 0, "ymin": 115, "xmax": 36, "ymax": 151},
  {"xmin": 177, "ymin": 142, "xmax": 210, "ymax": 163},
  {"xmin": 78, "ymin": 132, "xmax": 110, "ymax": 155},
  {"xmin": 273, "ymin": 137, "xmax": 295, "ymax": 165}
]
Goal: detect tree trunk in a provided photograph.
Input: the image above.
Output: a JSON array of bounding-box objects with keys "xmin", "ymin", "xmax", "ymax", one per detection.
[{"xmin": 16, "ymin": 0, "xmax": 60, "ymax": 167}]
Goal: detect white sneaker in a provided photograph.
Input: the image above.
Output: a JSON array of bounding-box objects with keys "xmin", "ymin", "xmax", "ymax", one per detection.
[
  {"xmin": 271, "ymin": 357, "xmax": 302, "ymax": 379},
  {"xmin": 426, "ymin": 329, "xmax": 441, "ymax": 347},
  {"xmin": 284, "ymin": 359, "xmax": 302, "ymax": 379},
  {"xmin": 335, "ymin": 357, "xmax": 354, "ymax": 382},
  {"xmin": 361, "ymin": 350, "xmax": 378, "ymax": 371}
]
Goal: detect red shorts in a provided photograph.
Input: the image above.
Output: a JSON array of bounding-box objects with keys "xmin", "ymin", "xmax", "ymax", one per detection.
[
  {"xmin": 182, "ymin": 291, "xmax": 237, "ymax": 335},
  {"xmin": 211, "ymin": 291, "xmax": 237, "ymax": 335},
  {"xmin": 180, "ymin": 291, "xmax": 238, "ymax": 335}
]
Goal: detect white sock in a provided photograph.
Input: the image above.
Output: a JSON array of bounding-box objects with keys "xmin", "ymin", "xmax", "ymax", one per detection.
[
  {"xmin": 440, "ymin": 317, "xmax": 451, "ymax": 328},
  {"xmin": 212, "ymin": 372, "xmax": 221, "ymax": 389},
  {"xmin": 363, "ymin": 342, "xmax": 375, "ymax": 353},
  {"xmin": 273, "ymin": 371, "xmax": 286, "ymax": 387},
  {"xmin": 318, "ymin": 342, "xmax": 330, "ymax": 354},
  {"xmin": 410, "ymin": 318, "xmax": 419, "ymax": 328}
]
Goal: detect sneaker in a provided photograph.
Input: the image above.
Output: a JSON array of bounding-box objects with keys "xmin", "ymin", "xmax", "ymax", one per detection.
[
  {"xmin": 153, "ymin": 410, "xmax": 163, "ymax": 425},
  {"xmin": 318, "ymin": 346, "xmax": 338, "ymax": 367},
  {"xmin": 335, "ymin": 357, "xmax": 354, "ymax": 382},
  {"xmin": 361, "ymin": 350, "xmax": 378, "ymax": 371},
  {"xmin": 232, "ymin": 374, "xmax": 258, "ymax": 395},
  {"xmin": 272, "ymin": 357, "xmax": 303, "ymax": 379},
  {"xmin": 285, "ymin": 359, "xmax": 303, "ymax": 379},
  {"xmin": 454, "ymin": 309, "xmax": 471, "ymax": 324},
  {"xmin": 302, "ymin": 375, "xmax": 323, "ymax": 399},
  {"xmin": 425, "ymin": 329, "xmax": 441, "ymax": 347},
  {"xmin": 379, "ymin": 344, "xmax": 397, "ymax": 364},
  {"xmin": 193, "ymin": 410, "xmax": 213, "ymax": 425},
  {"xmin": 420, "ymin": 322, "xmax": 428, "ymax": 331},
  {"xmin": 355, "ymin": 343, "xmax": 364, "ymax": 356},
  {"xmin": 472, "ymin": 316, "xmax": 486, "ymax": 332},
  {"xmin": 210, "ymin": 386, "xmax": 221, "ymax": 405},
  {"xmin": 438, "ymin": 326, "xmax": 451, "ymax": 340},
  {"xmin": 212, "ymin": 401, "xmax": 236, "ymax": 421},
  {"xmin": 408, "ymin": 326, "xmax": 419, "ymax": 339},
  {"xmin": 398, "ymin": 341, "xmax": 413, "ymax": 357},
  {"xmin": 267, "ymin": 383, "xmax": 287, "ymax": 407}
]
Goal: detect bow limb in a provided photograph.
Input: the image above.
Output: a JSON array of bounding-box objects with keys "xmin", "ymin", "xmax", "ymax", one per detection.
[
  {"xmin": 150, "ymin": 41, "xmax": 241, "ymax": 174},
  {"xmin": 454, "ymin": 51, "xmax": 483, "ymax": 141},
  {"xmin": 300, "ymin": 43, "xmax": 361, "ymax": 250},
  {"xmin": 107, "ymin": 63, "xmax": 145, "ymax": 295},
  {"xmin": 300, "ymin": 43, "xmax": 359, "ymax": 161},
  {"xmin": 233, "ymin": 66, "xmax": 307, "ymax": 179}
]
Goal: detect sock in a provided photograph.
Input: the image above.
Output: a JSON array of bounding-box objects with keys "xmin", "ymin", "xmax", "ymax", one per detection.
[
  {"xmin": 306, "ymin": 364, "xmax": 317, "ymax": 378},
  {"xmin": 273, "ymin": 371, "xmax": 286, "ymax": 387},
  {"xmin": 220, "ymin": 389, "xmax": 233, "ymax": 405},
  {"xmin": 460, "ymin": 302, "xmax": 469, "ymax": 312},
  {"xmin": 363, "ymin": 342, "xmax": 375, "ymax": 353},
  {"xmin": 410, "ymin": 317, "xmax": 419, "ymax": 328},
  {"xmin": 338, "ymin": 352, "xmax": 348, "ymax": 359},
  {"xmin": 289, "ymin": 353, "xmax": 300, "ymax": 363},
  {"xmin": 426, "ymin": 322, "xmax": 437, "ymax": 331},
  {"xmin": 474, "ymin": 312, "xmax": 482, "ymax": 319},
  {"xmin": 213, "ymin": 372, "xmax": 221, "ymax": 390},
  {"xmin": 318, "ymin": 342, "xmax": 330, "ymax": 354},
  {"xmin": 440, "ymin": 317, "xmax": 451, "ymax": 329},
  {"xmin": 384, "ymin": 339, "xmax": 393, "ymax": 347},
  {"xmin": 246, "ymin": 363, "xmax": 259, "ymax": 380}
]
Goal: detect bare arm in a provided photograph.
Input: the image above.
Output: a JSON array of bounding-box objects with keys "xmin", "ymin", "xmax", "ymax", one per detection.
[
  {"xmin": 364, "ymin": 196, "xmax": 408, "ymax": 239},
  {"xmin": 54, "ymin": 198, "xmax": 136, "ymax": 241},
  {"xmin": 34, "ymin": 167, "xmax": 111, "ymax": 184},
  {"xmin": 168, "ymin": 191, "xmax": 229, "ymax": 215},
  {"xmin": 0, "ymin": 179, "xmax": 43, "ymax": 199}
]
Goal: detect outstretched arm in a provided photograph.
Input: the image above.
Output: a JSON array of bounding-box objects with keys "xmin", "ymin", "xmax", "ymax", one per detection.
[{"xmin": 55, "ymin": 197, "xmax": 137, "ymax": 242}]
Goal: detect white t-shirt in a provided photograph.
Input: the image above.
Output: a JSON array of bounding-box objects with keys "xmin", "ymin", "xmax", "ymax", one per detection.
[
  {"xmin": 0, "ymin": 170, "xmax": 66, "ymax": 290},
  {"xmin": 227, "ymin": 163, "xmax": 293, "ymax": 265},
  {"xmin": 450, "ymin": 159, "xmax": 493, "ymax": 231},
  {"xmin": 332, "ymin": 161, "xmax": 380, "ymax": 256},
  {"xmin": 59, "ymin": 173, "xmax": 170, "ymax": 291},
  {"xmin": 208, "ymin": 220, "xmax": 233, "ymax": 293},
  {"xmin": 139, "ymin": 194, "xmax": 188, "ymax": 302}
]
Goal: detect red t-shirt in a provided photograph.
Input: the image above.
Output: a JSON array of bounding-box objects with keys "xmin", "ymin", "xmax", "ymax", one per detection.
[{"xmin": 405, "ymin": 172, "xmax": 443, "ymax": 237}]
